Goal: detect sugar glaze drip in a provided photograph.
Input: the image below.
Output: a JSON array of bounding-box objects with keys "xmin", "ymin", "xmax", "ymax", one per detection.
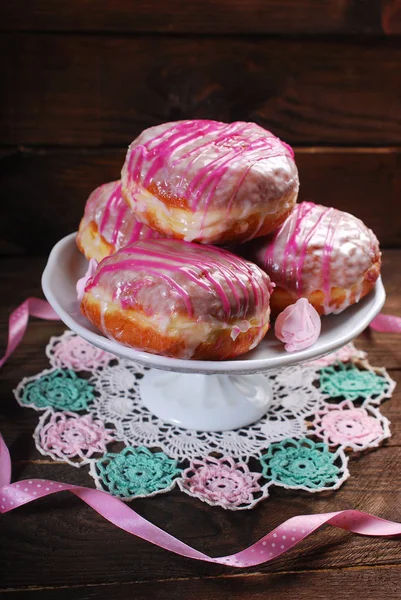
[
  {"xmin": 123, "ymin": 120, "xmax": 296, "ymax": 224},
  {"xmin": 259, "ymin": 202, "xmax": 380, "ymax": 311},
  {"xmin": 86, "ymin": 239, "xmax": 272, "ymax": 321},
  {"xmin": 82, "ymin": 180, "xmax": 161, "ymax": 249}
]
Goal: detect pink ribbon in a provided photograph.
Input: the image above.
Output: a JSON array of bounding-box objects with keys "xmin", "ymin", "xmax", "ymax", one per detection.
[
  {"xmin": 0, "ymin": 298, "xmax": 59, "ymax": 369},
  {"xmin": 1, "ymin": 298, "xmax": 400, "ymax": 371},
  {"xmin": 0, "ymin": 434, "xmax": 400, "ymax": 566},
  {"xmin": 370, "ymin": 313, "xmax": 401, "ymax": 333},
  {"xmin": 1, "ymin": 298, "xmax": 401, "ymax": 566}
]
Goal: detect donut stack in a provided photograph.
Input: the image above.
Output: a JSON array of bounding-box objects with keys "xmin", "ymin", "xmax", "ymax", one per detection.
[{"xmin": 76, "ymin": 119, "xmax": 381, "ymax": 360}]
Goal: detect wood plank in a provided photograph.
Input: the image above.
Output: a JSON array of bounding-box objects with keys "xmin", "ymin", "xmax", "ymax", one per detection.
[
  {"xmin": 296, "ymin": 149, "xmax": 401, "ymax": 248},
  {"xmin": 2, "ymin": 35, "xmax": 401, "ymax": 146},
  {"xmin": 383, "ymin": 0, "xmax": 401, "ymax": 34},
  {"xmin": 1, "ymin": 356, "xmax": 399, "ymax": 463},
  {"xmin": 1, "ymin": 335, "xmax": 400, "ymax": 461},
  {"xmin": 0, "ymin": 0, "xmax": 389, "ymax": 35},
  {"xmin": 0, "ymin": 255, "xmax": 401, "ymax": 598},
  {"xmin": 0, "ymin": 149, "xmax": 123, "ymax": 255},
  {"xmin": 1, "ymin": 566, "xmax": 401, "ymax": 599},
  {"xmin": 0, "ymin": 253, "xmax": 400, "ymax": 466},
  {"xmin": 2, "ymin": 376, "xmax": 401, "ymax": 457},
  {"xmin": 0, "ymin": 254, "xmax": 401, "ymax": 588},
  {"xmin": 1, "ymin": 148, "xmax": 400, "ymax": 256},
  {"xmin": 1, "ymin": 449, "xmax": 401, "ymax": 587}
]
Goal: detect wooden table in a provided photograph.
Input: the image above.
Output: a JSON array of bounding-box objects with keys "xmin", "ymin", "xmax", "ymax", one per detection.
[{"xmin": 0, "ymin": 251, "xmax": 401, "ymax": 599}]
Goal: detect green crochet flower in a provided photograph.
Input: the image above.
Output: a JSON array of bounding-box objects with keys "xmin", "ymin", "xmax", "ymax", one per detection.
[
  {"xmin": 260, "ymin": 438, "xmax": 340, "ymax": 490},
  {"xmin": 320, "ymin": 362, "xmax": 388, "ymax": 400},
  {"xmin": 21, "ymin": 369, "xmax": 94, "ymax": 411},
  {"xmin": 96, "ymin": 446, "xmax": 181, "ymax": 497}
]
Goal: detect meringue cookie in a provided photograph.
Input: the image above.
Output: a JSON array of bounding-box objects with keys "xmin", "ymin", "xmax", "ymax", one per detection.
[
  {"xmin": 76, "ymin": 258, "xmax": 98, "ymax": 302},
  {"xmin": 275, "ymin": 298, "xmax": 321, "ymax": 352}
]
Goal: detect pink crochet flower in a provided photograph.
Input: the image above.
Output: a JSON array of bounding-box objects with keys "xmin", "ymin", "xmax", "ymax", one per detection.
[
  {"xmin": 48, "ymin": 332, "xmax": 114, "ymax": 371},
  {"xmin": 309, "ymin": 344, "xmax": 365, "ymax": 367},
  {"xmin": 312, "ymin": 400, "xmax": 386, "ymax": 450},
  {"xmin": 179, "ymin": 456, "xmax": 262, "ymax": 509},
  {"xmin": 38, "ymin": 412, "xmax": 115, "ymax": 463}
]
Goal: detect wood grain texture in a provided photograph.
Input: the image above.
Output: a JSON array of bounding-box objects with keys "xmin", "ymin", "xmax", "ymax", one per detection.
[
  {"xmin": 1, "ymin": 147, "xmax": 400, "ymax": 256},
  {"xmin": 2, "ymin": 35, "xmax": 401, "ymax": 146},
  {"xmin": 12, "ymin": 458, "xmax": 401, "ymax": 587},
  {"xmin": 1, "ymin": 450, "xmax": 401, "ymax": 588},
  {"xmin": 0, "ymin": 252, "xmax": 400, "ymax": 466},
  {"xmin": 0, "ymin": 253, "xmax": 401, "ymax": 592},
  {"xmin": 1, "ymin": 567, "xmax": 401, "ymax": 600},
  {"xmin": 2, "ymin": 1, "xmax": 401, "ymax": 595},
  {"xmin": 0, "ymin": 0, "xmax": 390, "ymax": 34},
  {"xmin": 382, "ymin": 0, "xmax": 401, "ymax": 34}
]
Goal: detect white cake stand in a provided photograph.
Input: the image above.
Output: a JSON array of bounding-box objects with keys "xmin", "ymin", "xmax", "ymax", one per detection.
[{"xmin": 42, "ymin": 233, "xmax": 386, "ymax": 432}]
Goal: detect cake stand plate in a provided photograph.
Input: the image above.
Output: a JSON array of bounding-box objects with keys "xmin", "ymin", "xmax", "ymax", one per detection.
[{"xmin": 42, "ymin": 234, "xmax": 385, "ymax": 431}]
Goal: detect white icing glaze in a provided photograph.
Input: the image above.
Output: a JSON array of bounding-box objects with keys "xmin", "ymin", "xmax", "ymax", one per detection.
[
  {"xmin": 78, "ymin": 180, "xmax": 160, "ymax": 255},
  {"xmin": 83, "ymin": 238, "xmax": 273, "ymax": 358},
  {"xmin": 253, "ymin": 202, "xmax": 381, "ymax": 313},
  {"xmin": 121, "ymin": 120, "xmax": 299, "ymax": 243}
]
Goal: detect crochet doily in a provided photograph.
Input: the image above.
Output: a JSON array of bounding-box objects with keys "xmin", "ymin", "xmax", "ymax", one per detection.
[{"xmin": 13, "ymin": 331, "xmax": 396, "ymax": 510}]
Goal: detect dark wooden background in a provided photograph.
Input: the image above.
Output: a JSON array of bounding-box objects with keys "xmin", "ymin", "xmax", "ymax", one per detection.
[
  {"xmin": 1, "ymin": 0, "xmax": 401, "ymax": 256},
  {"xmin": 1, "ymin": 2, "xmax": 401, "ymax": 599}
]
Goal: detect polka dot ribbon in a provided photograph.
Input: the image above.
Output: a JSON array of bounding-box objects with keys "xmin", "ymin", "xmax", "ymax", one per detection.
[
  {"xmin": 0, "ymin": 298, "xmax": 59, "ymax": 369},
  {"xmin": 1, "ymin": 298, "xmax": 401, "ymax": 566},
  {"xmin": 1, "ymin": 434, "xmax": 401, "ymax": 566}
]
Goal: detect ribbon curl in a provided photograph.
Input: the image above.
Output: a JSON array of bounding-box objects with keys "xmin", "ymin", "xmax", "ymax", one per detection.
[
  {"xmin": 1, "ymin": 297, "xmax": 401, "ymax": 371},
  {"xmin": 0, "ymin": 298, "xmax": 401, "ymax": 566},
  {"xmin": 0, "ymin": 298, "xmax": 59, "ymax": 369},
  {"xmin": 1, "ymin": 434, "xmax": 400, "ymax": 567}
]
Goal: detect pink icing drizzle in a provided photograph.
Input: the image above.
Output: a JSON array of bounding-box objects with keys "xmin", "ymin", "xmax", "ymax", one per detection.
[
  {"xmin": 125, "ymin": 120, "xmax": 294, "ymax": 214},
  {"xmin": 87, "ymin": 239, "xmax": 272, "ymax": 320},
  {"xmin": 76, "ymin": 259, "xmax": 98, "ymax": 302},
  {"xmin": 82, "ymin": 180, "xmax": 161, "ymax": 250},
  {"xmin": 261, "ymin": 202, "xmax": 363, "ymax": 300}
]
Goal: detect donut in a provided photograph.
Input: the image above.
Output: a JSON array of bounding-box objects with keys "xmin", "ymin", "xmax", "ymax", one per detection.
[
  {"xmin": 121, "ymin": 120, "xmax": 299, "ymax": 245},
  {"xmin": 80, "ymin": 238, "xmax": 273, "ymax": 360},
  {"xmin": 249, "ymin": 202, "xmax": 381, "ymax": 315},
  {"xmin": 76, "ymin": 180, "xmax": 161, "ymax": 262}
]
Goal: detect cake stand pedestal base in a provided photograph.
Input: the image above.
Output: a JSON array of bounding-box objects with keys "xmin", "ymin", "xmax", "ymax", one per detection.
[
  {"xmin": 42, "ymin": 234, "xmax": 386, "ymax": 433},
  {"xmin": 139, "ymin": 371, "xmax": 272, "ymax": 431}
]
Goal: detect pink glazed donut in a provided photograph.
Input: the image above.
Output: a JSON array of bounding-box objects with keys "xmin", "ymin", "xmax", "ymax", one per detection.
[
  {"xmin": 121, "ymin": 120, "xmax": 299, "ymax": 245},
  {"xmin": 77, "ymin": 180, "xmax": 161, "ymax": 262},
  {"xmin": 250, "ymin": 202, "xmax": 381, "ymax": 315},
  {"xmin": 80, "ymin": 238, "xmax": 273, "ymax": 360}
]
